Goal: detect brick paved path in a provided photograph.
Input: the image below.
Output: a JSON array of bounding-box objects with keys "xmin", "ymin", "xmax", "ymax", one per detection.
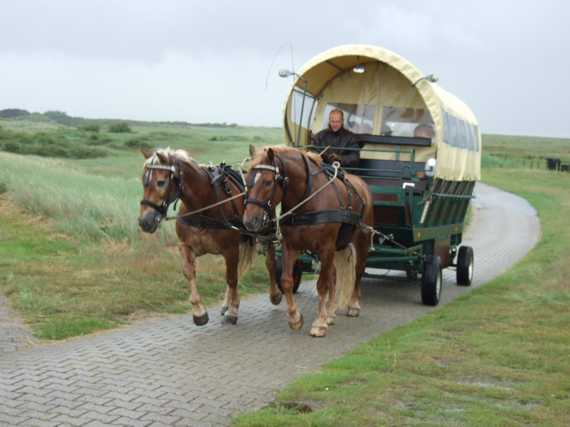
[{"xmin": 0, "ymin": 183, "xmax": 540, "ymax": 426}]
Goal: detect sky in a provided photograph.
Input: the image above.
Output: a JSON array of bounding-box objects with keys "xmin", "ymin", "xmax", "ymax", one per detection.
[{"xmin": 1, "ymin": 0, "xmax": 569, "ymax": 137}]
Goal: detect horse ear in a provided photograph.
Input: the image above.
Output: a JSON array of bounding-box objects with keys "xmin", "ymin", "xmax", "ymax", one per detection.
[
  {"xmin": 156, "ymin": 151, "xmax": 169, "ymax": 164},
  {"xmin": 249, "ymin": 144, "xmax": 256, "ymax": 158},
  {"xmin": 141, "ymin": 148, "xmax": 154, "ymax": 159},
  {"xmin": 267, "ymin": 148, "xmax": 275, "ymax": 162}
]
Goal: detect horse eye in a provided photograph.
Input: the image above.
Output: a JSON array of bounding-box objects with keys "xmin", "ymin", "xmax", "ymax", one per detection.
[
  {"xmin": 156, "ymin": 180, "xmax": 167, "ymax": 188},
  {"xmin": 263, "ymin": 180, "xmax": 273, "ymax": 187}
]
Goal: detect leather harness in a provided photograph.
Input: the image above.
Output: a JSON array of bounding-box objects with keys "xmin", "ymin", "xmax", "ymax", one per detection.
[{"xmin": 245, "ymin": 152, "xmax": 366, "ymax": 248}]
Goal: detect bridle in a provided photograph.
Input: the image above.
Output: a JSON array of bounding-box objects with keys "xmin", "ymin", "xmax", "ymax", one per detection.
[
  {"xmin": 140, "ymin": 163, "xmax": 182, "ymax": 217},
  {"xmin": 244, "ymin": 159, "xmax": 288, "ymax": 221}
]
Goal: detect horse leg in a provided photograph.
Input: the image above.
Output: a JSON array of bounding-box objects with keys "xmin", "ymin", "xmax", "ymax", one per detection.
[
  {"xmin": 348, "ymin": 234, "xmax": 368, "ymax": 317},
  {"xmin": 222, "ymin": 249, "xmax": 240, "ymax": 325},
  {"xmin": 179, "ymin": 245, "xmax": 209, "ymax": 326},
  {"xmin": 325, "ymin": 271, "xmax": 338, "ymax": 326},
  {"xmin": 266, "ymin": 243, "xmax": 282, "ymax": 305},
  {"xmin": 281, "ymin": 246, "xmax": 303, "ymax": 331},
  {"xmin": 310, "ymin": 251, "xmax": 335, "ymax": 337},
  {"xmin": 220, "ymin": 288, "xmax": 230, "ymax": 316}
]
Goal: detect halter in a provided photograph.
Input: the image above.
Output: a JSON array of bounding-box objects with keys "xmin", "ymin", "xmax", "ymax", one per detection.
[{"xmin": 140, "ymin": 163, "xmax": 182, "ymax": 216}]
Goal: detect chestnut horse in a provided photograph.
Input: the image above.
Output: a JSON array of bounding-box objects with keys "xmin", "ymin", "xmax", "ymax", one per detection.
[
  {"xmin": 138, "ymin": 148, "xmax": 282, "ymax": 325},
  {"xmin": 243, "ymin": 146, "xmax": 374, "ymax": 337}
]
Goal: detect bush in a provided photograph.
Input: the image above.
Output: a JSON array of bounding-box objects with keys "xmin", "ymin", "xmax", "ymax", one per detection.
[
  {"xmin": 0, "ymin": 108, "xmax": 30, "ymax": 118},
  {"xmin": 0, "ymin": 182, "xmax": 7, "ymax": 194},
  {"xmin": 80, "ymin": 124, "xmax": 100, "ymax": 133},
  {"xmin": 108, "ymin": 122, "xmax": 132, "ymax": 133},
  {"xmin": 125, "ymin": 137, "xmax": 151, "ymax": 149}
]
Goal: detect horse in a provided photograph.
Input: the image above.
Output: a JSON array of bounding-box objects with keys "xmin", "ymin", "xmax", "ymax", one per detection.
[
  {"xmin": 138, "ymin": 147, "xmax": 283, "ymax": 326},
  {"xmin": 243, "ymin": 145, "xmax": 374, "ymax": 337}
]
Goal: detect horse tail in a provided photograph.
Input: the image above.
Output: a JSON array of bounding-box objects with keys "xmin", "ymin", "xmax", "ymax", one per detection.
[
  {"xmin": 238, "ymin": 239, "xmax": 257, "ymax": 278},
  {"xmin": 334, "ymin": 242, "xmax": 357, "ymax": 311}
]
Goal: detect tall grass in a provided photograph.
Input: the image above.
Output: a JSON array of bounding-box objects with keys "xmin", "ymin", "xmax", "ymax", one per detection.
[{"xmin": 0, "ymin": 151, "xmax": 174, "ymax": 242}]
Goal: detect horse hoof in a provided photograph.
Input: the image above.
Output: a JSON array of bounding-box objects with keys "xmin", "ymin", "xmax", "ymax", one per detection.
[
  {"xmin": 224, "ymin": 315, "xmax": 238, "ymax": 325},
  {"xmin": 270, "ymin": 293, "xmax": 282, "ymax": 306},
  {"xmin": 220, "ymin": 305, "xmax": 228, "ymax": 316},
  {"xmin": 288, "ymin": 313, "xmax": 304, "ymax": 331},
  {"xmin": 326, "ymin": 316, "xmax": 336, "ymax": 325},
  {"xmin": 310, "ymin": 325, "xmax": 328, "ymax": 337},
  {"xmin": 347, "ymin": 307, "xmax": 360, "ymax": 317},
  {"xmin": 193, "ymin": 312, "xmax": 209, "ymax": 326}
]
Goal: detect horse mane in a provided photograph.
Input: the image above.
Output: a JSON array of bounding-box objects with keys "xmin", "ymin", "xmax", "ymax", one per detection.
[
  {"xmin": 252, "ymin": 145, "xmax": 322, "ymax": 168},
  {"xmin": 145, "ymin": 147, "xmax": 195, "ymax": 167},
  {"xmin": 304, "ymin": 150, "xmax": 323, "ymax": 167}
]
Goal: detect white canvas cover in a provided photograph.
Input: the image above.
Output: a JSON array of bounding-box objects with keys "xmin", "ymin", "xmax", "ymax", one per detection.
[{"xmin": 283, "ymin": 44, "xmax": 481, "ymax": 181}]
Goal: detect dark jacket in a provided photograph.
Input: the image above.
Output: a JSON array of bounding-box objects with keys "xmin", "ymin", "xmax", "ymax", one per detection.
[{"xmin": 310, "ymin": 127, "xmax": 360, "ymax": 167}]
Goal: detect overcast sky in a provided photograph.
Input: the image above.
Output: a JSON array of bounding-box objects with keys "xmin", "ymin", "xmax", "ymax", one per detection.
[{"xmin": 1, "ymin": 1, "xmax": 569, "ymax": 137}]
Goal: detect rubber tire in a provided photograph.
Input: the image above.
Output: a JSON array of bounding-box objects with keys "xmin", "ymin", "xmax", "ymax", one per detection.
[
  {"xmin": 275, "ymin": 256, "xmax": 302, "ymax": 294},
  {"xmin": 421, "ymin": 255, "xmax": 443, "ymax": 306},
  {"xmin": 456, "ymin": 246, "xmax": 474, "ymax": 286}
]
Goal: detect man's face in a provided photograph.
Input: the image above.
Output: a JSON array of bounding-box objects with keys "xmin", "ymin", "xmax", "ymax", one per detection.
[{"xmin": 329, "ymin": 112, "xmax": 343, "ymax": 132}]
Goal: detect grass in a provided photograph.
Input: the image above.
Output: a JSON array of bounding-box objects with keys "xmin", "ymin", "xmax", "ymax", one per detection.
[
  {"xmin": 234, "ymin": 141, "xmax": 570, "ymax": 425},
  {"xmin": 0, "ymin": 196, "xmax": 270, "ymax": 339},
  {"xmin": 0, "ymin": 119, "xmax": 282, "ymax": 339},
  {"xmin": 0, "ymin": 122, "xmax": 282, "ymax": 242}
]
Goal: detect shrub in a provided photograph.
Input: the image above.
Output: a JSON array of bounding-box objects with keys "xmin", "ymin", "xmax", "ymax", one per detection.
[
  {"xmin": 108, "ymin": 122, "xmax": 132, "ymax": 133},
  {"xmin": 125, "ymin": 137, "xmax": 151, "ymax": 149},
  {"xmin": 80, "ymin": 124, "xmax": 100, "ymax": 133}
]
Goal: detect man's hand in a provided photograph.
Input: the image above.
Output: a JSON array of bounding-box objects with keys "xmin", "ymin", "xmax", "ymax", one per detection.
[{"xmin": 321, "ymin": 152, "xmax": 340, "ymax": 164}]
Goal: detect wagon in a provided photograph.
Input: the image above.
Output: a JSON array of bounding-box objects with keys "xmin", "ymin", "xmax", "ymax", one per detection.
[{"xmin": 278, "ymin": 44, "xmax": 481, "ymax": 305}]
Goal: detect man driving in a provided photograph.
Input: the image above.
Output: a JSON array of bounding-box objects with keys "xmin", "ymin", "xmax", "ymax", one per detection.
[{"xmin": 310, "ymin": 109, "xmax": 360, "ymax": 168}]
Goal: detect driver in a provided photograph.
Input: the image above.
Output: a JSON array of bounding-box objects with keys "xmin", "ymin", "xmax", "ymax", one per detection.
[{"xmin": 310, "ymin": 109, "xmax": 360, "ymax": 168}]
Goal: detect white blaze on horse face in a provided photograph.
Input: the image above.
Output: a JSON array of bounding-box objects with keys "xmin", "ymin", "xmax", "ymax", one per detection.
[{"xmin": 253, "ymin": 172, "xmax": 261, "ymax": 185}]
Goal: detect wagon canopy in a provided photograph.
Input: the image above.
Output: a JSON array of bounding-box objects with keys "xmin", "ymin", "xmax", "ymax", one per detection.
[{"xmin": 283, "ymin": 44, "xmax": 481, "ymax": 181}]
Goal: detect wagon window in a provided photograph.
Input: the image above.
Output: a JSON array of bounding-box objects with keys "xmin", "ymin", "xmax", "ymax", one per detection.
[
  {"xmin": 381, "ymin": 107, "xmax": 433, "ymax": 138},
  {"xmin": 290, "ymin": 89, "xmax": 317, "ymax": 128},
  {"xmin": 443, "ymin": 111, "xmax": 479, "ymax": 152},
  {"xmin": 321, "ymin": 103, "xmax": 375, "ymax": 133}
]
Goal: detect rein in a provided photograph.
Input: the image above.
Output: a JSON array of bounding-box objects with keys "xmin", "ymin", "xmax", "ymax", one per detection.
[{"xmin": 165, "ymin": 191, "xmax": 245, "ymax": 222}]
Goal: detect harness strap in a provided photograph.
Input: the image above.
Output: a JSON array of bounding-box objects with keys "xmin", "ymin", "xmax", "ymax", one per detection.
[
  {"xmin": 140, "ymin": 199, "xmax": 168, "ymax": 216},
  {"xmin": 280, "ymin": 210, "xmax": 362, "ymax": 226}
]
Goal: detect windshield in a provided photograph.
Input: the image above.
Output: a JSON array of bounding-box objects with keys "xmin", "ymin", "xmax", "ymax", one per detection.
[{"xmin": 321, "ymin": 103, "xmax": 375, "ymax": 133}]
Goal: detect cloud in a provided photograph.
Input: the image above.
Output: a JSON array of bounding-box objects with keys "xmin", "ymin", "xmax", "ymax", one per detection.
[{"xmin": 0, "ymin": 0, "xmax": 568, "ymax": 136}]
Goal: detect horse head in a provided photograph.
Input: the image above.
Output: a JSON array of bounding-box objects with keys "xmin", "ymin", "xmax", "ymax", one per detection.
[
  {"xmin": 243, "ymin": 146, "xmax": 287, "ymax": 233},
  {"xmin": 138, "ymin": 147, "xmax": 186, "ymax": 233}
]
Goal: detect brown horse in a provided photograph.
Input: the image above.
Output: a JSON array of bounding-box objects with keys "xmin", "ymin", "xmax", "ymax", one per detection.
[
  {"xmin": 243, "ymin": 146, "xmax": 374, "ymax": 337},
  {"xmin": 138, "ymin": 147, "xmax": 282, "ymax": 325}
]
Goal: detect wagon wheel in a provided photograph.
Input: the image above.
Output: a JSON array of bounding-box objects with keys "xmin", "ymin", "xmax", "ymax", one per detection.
[
  {"xmin": 275, "ymin": 255, "xmax": 302, "ymax": 294},
  {"xmin": 456, "ymin": 246, "xmax": 474, "ymax": 286},
  {"xmin": 421, "ymin": 255, "xmax": 442, "ymax": 306}
]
